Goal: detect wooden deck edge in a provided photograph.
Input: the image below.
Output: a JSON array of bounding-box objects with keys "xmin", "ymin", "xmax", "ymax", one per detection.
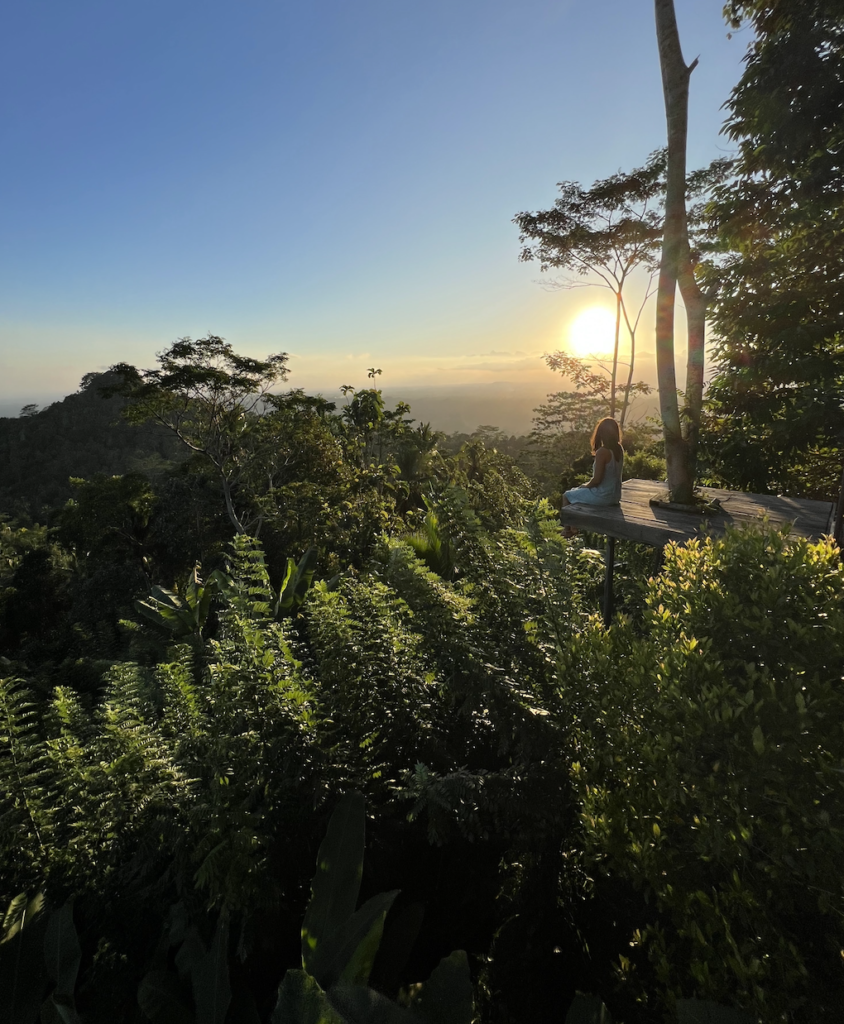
[{"xmin": 558, "ymin": 479, "xmax": 834, "ymax": 548}]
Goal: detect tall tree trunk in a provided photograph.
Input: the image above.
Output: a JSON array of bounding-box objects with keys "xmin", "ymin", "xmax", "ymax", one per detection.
[
  {"xmin": 679, "ymin": 258, "xmax": 706, "ymax": 455},
  {"xmin": 221, "ymin": 477, "xmax": 246, "ymax": 534},
  {"xmin": 611, "ymin": 290, "xmax": 621, "ymax": 419},
  {"xmin": 654, "ymin": 0, "xmax": 699, "ymax": 503},
  {"xmin": 620, "ymin": 309, "xmax": 636, "ymax": 428}
]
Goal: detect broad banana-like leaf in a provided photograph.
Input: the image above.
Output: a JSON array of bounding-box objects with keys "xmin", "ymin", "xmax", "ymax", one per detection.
[
  {"xmin": 0, "ymin": 892, "xmax": 49, "ymax": 1024},
  {"xmin": 309, "ymin": 890, "xmax": 398, "ymax": 990},
  {"xmin": 196, "ymin": 570, "xmax": 231, "ymax": 626},
  {"xmin": 174, "ymin": 928, "xmax": 206, "ymax": 982},
  {"xmin": 408, "ymin": 951, "xmax": 473, "ymax": 1024},
  {"xmin": 191, "ymin": 914, "xmax": 231, "ymax": 1024},
  {"xmin": 207, "ymin": 570, "xmax": 232, "ymax": 590},
  {"xmin": 43, "ymin": 903, "xmax": 81, "ymax": 1000},
  {"xmin": 270, "ymin": 970, "xmax": 344, "ymax": 1024},
  {"xmin": 39, "ymin": 995, "xmax": 61, "ymax": 1024},
  {"xmin": 134, "ymin": 599, "xmax": 172, "ymax": 629},
  {"xmin": 136, "ymin": 575, "xmax": 231, "ymax": 636},
  {"xmin": 277, "ymin": 559, "xmax": 295, "ymax": 605},
  {"xmin": 327, "ymin": 984, "xmax": 409, "ymax": 1024},
  {"xmin": 195, "ymin": 585, "xmax": 213, "ymax": 626},
  {"xmin": 135, "ymin": 593, "xmax": 196, "ymax": 636},
  {"xmin": 173, "ymin": 916, "xmax": 231, "ymax": 1024},
  {"xmin": 137, "ymin": 969, "xmax": 195, "ymax": 1024},
  {"xmin": 565, "ymin": 994, "xmax": 613, "ymax": 1023},
  {"xmin": 676, "ymin": 999, "xmax": 755, "ymax": 1024},
  {"xmin": 276, "ymin": 547, "xmax": 318, "ymax": 616},
  {"xmin": 46, "ymin": 995, "xmax": 81, "ymax": 1024},
  {"xmin": 185, "ymin": 567, "xmax": 202, "ymax": 611},
  {"xmin": 148, "ymin": 585, "xmax": 185, "ymax": 611},
  {"xmin": 165, "ymin": 903, "xmax": 190, "ymax": 950},
  {"xmin": 301, "ymin": 793, "xmax": 365, "ymax": 975}
]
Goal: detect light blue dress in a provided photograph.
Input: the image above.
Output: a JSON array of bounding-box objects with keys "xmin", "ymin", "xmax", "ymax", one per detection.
[{"xmin": 564, "ymin": 450, "xmax": 623, "ymax": 506}]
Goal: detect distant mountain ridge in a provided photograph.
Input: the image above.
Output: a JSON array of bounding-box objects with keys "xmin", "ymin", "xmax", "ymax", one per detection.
[
  {"xmin": 0, "ymin": 376, "xmax": 551, "ymax": 518},
  {"xmin": 360, "ymin": 382, "xmax": 548, "ymax": 436},
  {"xmin": 0, "ymin": 375, "xmax": 661, "ymax": 518},
  {"xmin": 0, "ymin": 373, "xmax": 181, "ymax": 518},
  {"xmin": 0, "ymin": 397, "xmax": 68, "ymax": 419}
]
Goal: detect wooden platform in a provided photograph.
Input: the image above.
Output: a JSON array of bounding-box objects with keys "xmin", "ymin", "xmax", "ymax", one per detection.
[{"xmin": 560, "ymin": 479, "xmax": 835, "ymax": 548}]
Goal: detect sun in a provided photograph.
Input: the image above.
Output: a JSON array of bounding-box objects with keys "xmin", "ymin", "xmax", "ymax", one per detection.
[{"xmin": 567, "ymin": 306, "xmax": 617, "ymax": 358}]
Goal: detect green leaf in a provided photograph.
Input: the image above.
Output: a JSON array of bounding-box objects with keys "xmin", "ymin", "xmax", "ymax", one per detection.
[
  {"xmin": 752, "ymin": 725, "xmax": 765, "ymax": 755},
  {"xmin": 327, "ymin": 984, "xmax": 408, "ymax": 1024},
  {"xmin": 302, "ymin": 793, "xmax": 366, "ymax": 975},
  {"xmin": 195, "ymin": 583, "xmax": 214, "ymax": 627},
  {"xmin": 0, "ymin": 892, "xmax": 50, "ymax": 1024},
  {"xmin": 310, "ymin": 890, "xmax": 399, "ymax": 990},
  {"xmin": 676, "ymin": 998, "xmax": 755, "ymax": 1024},
  {"xmin": 137, "ymin": 970, "xmax": 195, "ymax": 1024},
  {"xmin": 409, "ymin": 951, "xmax": 473, "ymax": 1024},
  {"xmin": 39, "ymin": 995, "xmax": 61, "ymax": 1024},
  {"xmin": 43, "ymin": 904, "xmax": 81, "ymax": 999},
  {"xmin": 276, "ymin": 547, "xmax": 318, "ymax": 615},
  {"xmin": 148, "ymin": 585, "xmax": 184, "ymax": 611},
  {"xmin": 565, "ymin": 993, "xmax": 613, "ymax": 1024},
  {"xmin": 185, "ymin": 568, "xmax": 202, "ymax": 612},
  {"xmin": 135, "ymin": 596, "xmax": 194, "ymax": 636},
  {"xmin": 173, "ymin": 916, "xmax": 231, "ymax": 1024},
  {"xmin": 193, "ymin": 914, "xmax": 231, "ymax": 1024},
  {"xmin": 277, "ymin": 559, "xmax": 295, "ymax": 608},
  {"xmin": 48, "ymin": 995, "xmax": 81, "ymax": 1024},
  {"xmin": 190, "ymin": 567, "xmax": 230, "ymax": 627},
  {"xmin": 271, "ymin": 970, "xmax": 345, "ymax": 1024},
  {"xmin": 174, "ymin": 929, "xmax": 206, "ymax": 982},
  {"xmin": 165, "ymin": 904, "xmax": 190, "ymax": 950}
]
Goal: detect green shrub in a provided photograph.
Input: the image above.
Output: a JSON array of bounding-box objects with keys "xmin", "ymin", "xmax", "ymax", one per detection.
[
  {"xmin": 621, "ymin": 449, "xmax": 666, "ymax": 482},
  {"xmin": 563, "ymin": 526, "xmax": 844, "ymax": 1020}
]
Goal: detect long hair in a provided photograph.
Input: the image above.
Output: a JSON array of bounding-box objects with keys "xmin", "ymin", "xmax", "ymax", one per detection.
[{"xmin": 591, "ymin": 417, "xmax": 623, "ymax": 461}]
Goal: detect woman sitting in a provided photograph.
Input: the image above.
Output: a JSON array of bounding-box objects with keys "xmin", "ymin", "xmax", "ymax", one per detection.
[{"xmin": 561, "ymin": 416, "xmax": 624, "ymax": 512}]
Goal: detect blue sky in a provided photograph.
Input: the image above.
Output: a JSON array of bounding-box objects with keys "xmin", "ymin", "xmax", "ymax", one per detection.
[{"xmin": 0, "ymin": 0, "xmax": 748, "ymax": 405}]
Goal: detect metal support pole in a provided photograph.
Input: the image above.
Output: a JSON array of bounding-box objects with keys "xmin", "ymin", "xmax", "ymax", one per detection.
[
  {"xmin": 652, "ymin": 545, "xmax": 665, "ymax": 577},
  {"xmin": 602, "ymin": 536, "xmax": 616, "ymax": 626}
]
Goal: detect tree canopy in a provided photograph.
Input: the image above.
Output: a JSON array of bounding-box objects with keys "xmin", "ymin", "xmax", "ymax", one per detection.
[
  {"xmin": 701, "ymin": 0, "xmax": 844, "ymax": 496},
  {"xmin": 110, "ymin": 335, "xmax": 291, "ymax": 533},
  {"xmin": 514, "ymin": 152, "xmax": 665, "ymax": 425}
]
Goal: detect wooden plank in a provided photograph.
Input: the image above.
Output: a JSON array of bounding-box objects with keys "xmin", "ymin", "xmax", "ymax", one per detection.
[{"xmin": 559, "ymin": 479, "xmax": 835, "ymax": 548}]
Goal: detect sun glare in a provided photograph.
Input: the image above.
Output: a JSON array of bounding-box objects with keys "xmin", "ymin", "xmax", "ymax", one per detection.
[{"xmin": 567, "ymin": 306, "xmax": 617, "ymax": 358}]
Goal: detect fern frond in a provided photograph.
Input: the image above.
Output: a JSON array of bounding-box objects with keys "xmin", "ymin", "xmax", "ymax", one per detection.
[{"xmin": 0, "ymin": 677, "xmax": 52, "ymax": 896}]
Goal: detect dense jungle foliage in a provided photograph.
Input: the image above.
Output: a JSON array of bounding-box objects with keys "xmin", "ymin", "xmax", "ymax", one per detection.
[
  {"xmin": 3, "ymin": 4, "xmax": 844, "ymax": 1020},
  {"xmin": 700, "ymin": 0, "xmax": 844, "ymax": 498},
  {"xmin": 1, "ymin": 337, "xmax": 843, "ymax": 1024}
]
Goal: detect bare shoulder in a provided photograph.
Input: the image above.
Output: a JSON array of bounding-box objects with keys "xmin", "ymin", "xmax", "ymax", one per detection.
[{"xmin": 595, "ymin": 447, "xmax": 612, "ymax": 464}]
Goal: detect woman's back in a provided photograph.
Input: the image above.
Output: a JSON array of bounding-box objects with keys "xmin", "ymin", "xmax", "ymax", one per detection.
[{"xmin": 591, "ymin": 449, "xmax": 623, "ymax": 503}]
